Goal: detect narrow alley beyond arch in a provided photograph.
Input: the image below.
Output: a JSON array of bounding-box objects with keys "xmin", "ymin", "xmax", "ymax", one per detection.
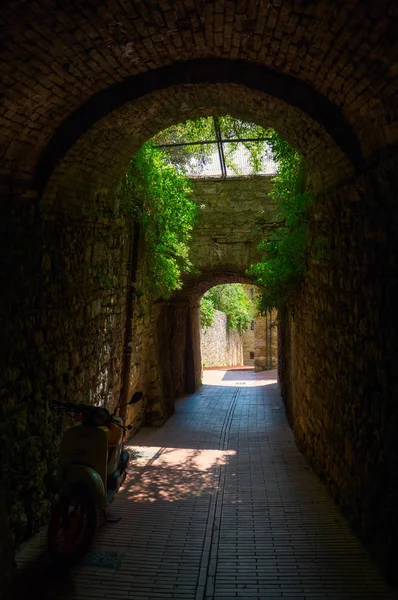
[{"xmin": 17, "ymin": 370, "xmax": 393, "ymax": 600}]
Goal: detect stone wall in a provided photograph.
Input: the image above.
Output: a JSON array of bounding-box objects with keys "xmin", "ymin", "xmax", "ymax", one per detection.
[
  {"xmin": 0, "ymin": 199, "xmax": 191, "ymax": 576},
  {"xmin": 188, "ymin": 177, "xmax": 276, "ymax": 280},
  {"xmin": 278, "ymin": 151, "xmax": 398, "ymax": 584},
  {"xmin": 253, "ymin": 310, "xmax": 278, "ymax": 372},
  {"xmin": 201, "ymin": 310, "xmax": 243, "ymax": 367},
  {"xmin": 242, "ymin": 326, "xmax": 255, "ymax": 366},
  {"xmin": 241, "ymin": 286, "xmax": 278, "ymax": 369},
  {"xmin": 0, "ymin": 205, "xmax": 132, "ymax": 556}
]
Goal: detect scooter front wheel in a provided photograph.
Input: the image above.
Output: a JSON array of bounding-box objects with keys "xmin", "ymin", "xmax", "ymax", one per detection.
[{"xmin": 48, "ymin": 484, "xmax": 97, "ymax": 566}]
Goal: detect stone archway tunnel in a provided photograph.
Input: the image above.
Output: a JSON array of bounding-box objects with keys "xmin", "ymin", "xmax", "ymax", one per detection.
[
  {"xmin": 1, "ymin": 0, "xmax": 398, "ymax": 593},
  {"xmin": 165, "ymin": 175, "xmax": 278, "ymax": 393},
  {"xmin": 138, "ymin": 175, "xmax": 276, "ymax": 421}
]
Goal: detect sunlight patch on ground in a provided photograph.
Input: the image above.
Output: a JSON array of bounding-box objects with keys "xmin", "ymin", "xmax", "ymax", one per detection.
[
  {"xmin": 127, "ymin": 445, "xmax": 163, "ymax": 465},
  {"xmin": 126, "ymin": 446, "xmax": 236, "ymax": 503},
  {"xmin": 155, "ymin": 447, "xmax": 236, "ymax": 469}
]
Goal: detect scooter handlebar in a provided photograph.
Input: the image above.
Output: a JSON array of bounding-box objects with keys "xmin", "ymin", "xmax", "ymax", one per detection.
[
  {"xmin": 110, "ymin": 418, "xmax": 134, "ymax": 432},
  {"xmin": 53, "ymin": 400, "xmax": 87, "ymax": 412},
  {"xmin": 53, "ymin": 400, "xmax": 112, "ymax": 424},
  {"xmin": 53, "ymin": 400, "xmax": 135, "ymax": 432}
]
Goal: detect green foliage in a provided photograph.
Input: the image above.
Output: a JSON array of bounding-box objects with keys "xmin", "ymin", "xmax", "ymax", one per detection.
[
  {"xmin": 220, "ymin": 116, "xmax": 273, "ymax": 175},
  {"xmin": 153, "ymin": 117, "xmax": 215, "ymax": 173},
  {"xmin": 247, "ymin": 131, "xmax": 312, "ymax": 312},
  {"xmin": 200, "ymin": 294, "xmax": 216, "ymax": 329},
  {"xmin": 153, "ymin": 116, "xmax": 273, "ymax": 176},
  {"xmin": 119, "ymin": 142, "xmax": 197, "ymax": 299},
  {"xmin": 200, "ymin": 284, "xmax": 254, "ymax": 333}
]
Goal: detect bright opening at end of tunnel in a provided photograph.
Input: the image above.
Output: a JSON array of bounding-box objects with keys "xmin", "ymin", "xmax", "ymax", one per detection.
[
  {"xmin": 200, "ymin": 285, "xmax": 278, "ymax": 373},
  {"xmin": 202, "ymin": 368, "xmax": 278, "ymax": 387}
]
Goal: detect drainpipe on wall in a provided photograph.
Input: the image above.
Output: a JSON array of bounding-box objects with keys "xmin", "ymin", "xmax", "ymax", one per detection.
[{"xmin": 119, "ymin": 220, "xmax": 141, "ymax": 422}]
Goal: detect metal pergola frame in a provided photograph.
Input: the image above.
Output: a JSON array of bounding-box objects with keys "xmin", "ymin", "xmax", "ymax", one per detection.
[{"xmin": 155, "ymin": 117, "xmax": 270, "ymax": 178}]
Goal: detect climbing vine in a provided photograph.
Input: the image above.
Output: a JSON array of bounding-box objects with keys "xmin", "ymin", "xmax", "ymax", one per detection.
[
  {"xmin": 200, "ymin": 284, "xmax": 254, "ymax": 333},
  {"xmin": 247, "ymin": 131, "xmax": 312, "ymax": 312},
  {"xmin": 119, "ymin": 142, "xmax": 197, "ymax": 299}
]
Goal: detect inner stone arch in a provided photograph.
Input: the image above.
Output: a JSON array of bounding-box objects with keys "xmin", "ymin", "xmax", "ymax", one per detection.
[
  {"xmin": 39, "ymin": 74, "xmax": 357, "ymax": 214},
  {"xmin": 176, "ymin": 272, "xmax": 255, "ymax": 307}
]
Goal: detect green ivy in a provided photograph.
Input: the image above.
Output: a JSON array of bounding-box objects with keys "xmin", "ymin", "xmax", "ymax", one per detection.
[
  {"xmin": 119, "ymin": 142, "xmax": 197, "ymax": 299},
  {"xmin": 200, "ymin": 284, "xmax": 254, "ymax": 333},
  {"xmin": 247, "ymin": 131, "xmax": 312, "ymax": 312}
]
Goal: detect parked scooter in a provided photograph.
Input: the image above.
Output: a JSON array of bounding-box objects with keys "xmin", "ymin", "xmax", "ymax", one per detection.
[{"xmin": 47, "ymin": 391, "xmax": 144, "ymax": 565}]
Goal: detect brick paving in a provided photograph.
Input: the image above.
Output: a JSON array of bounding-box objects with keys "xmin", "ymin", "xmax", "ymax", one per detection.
[{"xmin": 16, "ymin": 370, "xmax": 394, "ymax": 599}]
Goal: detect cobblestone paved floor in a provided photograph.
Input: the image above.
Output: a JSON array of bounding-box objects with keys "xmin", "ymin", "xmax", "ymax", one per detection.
[{"xmin": 16, "ymin": 370, "xmax": 395, "ymax": 599}]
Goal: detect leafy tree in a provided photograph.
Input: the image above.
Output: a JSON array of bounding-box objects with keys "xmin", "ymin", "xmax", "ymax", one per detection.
[
  {"xmin": 119, "ymin": 142, "xmax": 197, "ymax": 299},
  {"xmin": 247, "ymin": 131, "xmax": 312, "ymax": 312},
  {"xmin": 200, "ymin": 284, "xmax": 254, "ymax": 333},
  {"xmin": 152, "ymin": 118, "xmax": 215, "ymax": 174},
  {"xmin": 219, "ymin": 115, "xmax": 273, "ymax": 175}
]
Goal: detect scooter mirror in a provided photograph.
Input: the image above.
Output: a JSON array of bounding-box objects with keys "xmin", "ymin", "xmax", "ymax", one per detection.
[{"xmin": 129, "ymin": 391, "xmax": 144, "ymax": 405}]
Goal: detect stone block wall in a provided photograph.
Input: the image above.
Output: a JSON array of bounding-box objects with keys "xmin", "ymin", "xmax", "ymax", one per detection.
[
  {"xmin": 241, "ymin": 286, "xmax": 278, "ymax": 369},
  {"xmin": 201, "ymin": 310, "xmax": 243, "ymax": 367},
  {"xmin": 253, "ymin": 310, "xmax": 278, "ymax": 371},
  {"xmin": 0, "ymin": 198, "xmax": 191, "ymax": 569},
  {"xmin": 242, "ymin": 326, "xmax": 255, "ymax": 366},
  {"xmin": 0, "ymin": 203, "xmax": 132, "ymax": 555},
  {"xmin": 278, "ymin": 151, "xmax": 398, "ymax": 583},
  {"xmin": 189, "ymin": 177, "xmax": 276, "ymax": 276}
]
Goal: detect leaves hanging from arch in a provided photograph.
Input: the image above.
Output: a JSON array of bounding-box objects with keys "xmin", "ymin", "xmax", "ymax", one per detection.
[
  {"xmin": 247, "ymin": 131, "xmax": 312, "ymax": 311},
  {"xmin": 119, "ymin": 142, "xmax": 197, "ymax": 299}
]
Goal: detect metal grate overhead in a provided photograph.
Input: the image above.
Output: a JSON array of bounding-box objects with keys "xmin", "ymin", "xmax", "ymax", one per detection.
[{"xmin": 155, "ymin": 117, "xmax": 278, "ymax": 178}]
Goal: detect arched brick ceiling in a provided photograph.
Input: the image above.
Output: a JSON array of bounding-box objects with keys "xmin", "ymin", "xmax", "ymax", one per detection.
[
  {"xmin": 35, "ymin": 58, "xmax": 363, "ymax": 193},
  {"xmin": 42, "ymin": 81, "xmax": 354, "ymax": 208},
  {"xmin": 1, "ymin": 0, "xmax": 397, "ymax": 194}
]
